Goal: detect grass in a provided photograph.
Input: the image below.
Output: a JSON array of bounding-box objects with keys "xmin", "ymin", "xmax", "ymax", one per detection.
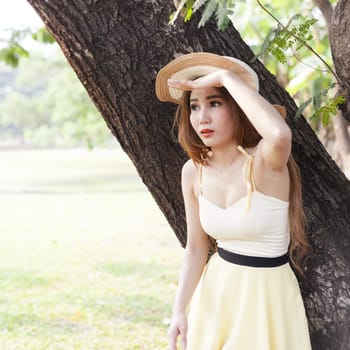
[{"xmin": 0, "ymin": 148, "xmax": 182, "ymax": 350}]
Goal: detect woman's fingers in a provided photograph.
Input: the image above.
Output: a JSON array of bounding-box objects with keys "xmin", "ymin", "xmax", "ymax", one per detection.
[
  {"xmin": 167, "ymin": 315, "xmax": 188, "ymax": 350},
  {"xmin": 167, "ymin": 71, "xmax": 226, "ymax": 91},
  {"xmin": 167, "ymin": 78, "xmax": 195, "ymax": 90},
  {"xmin": 181, "ymin": 329, "xmax": 187, "ymax": 349},
  {"xmin": 167, "ymin": 327, "xmax": 179, "ymax": 350},
  {"xmin": 179, "ymin": 318, "xmax": 188, "ymax": 349}
]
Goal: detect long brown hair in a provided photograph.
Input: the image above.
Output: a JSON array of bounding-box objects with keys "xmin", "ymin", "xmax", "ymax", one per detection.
[{"xmin": 175, "ymin": 88, "xmax": 310, "ymax": 276}]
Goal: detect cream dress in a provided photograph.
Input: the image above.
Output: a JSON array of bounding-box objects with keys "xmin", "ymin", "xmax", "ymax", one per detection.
[{"xmin": 186, "ymin": 146, "xmax": 311, "ymax": 350}]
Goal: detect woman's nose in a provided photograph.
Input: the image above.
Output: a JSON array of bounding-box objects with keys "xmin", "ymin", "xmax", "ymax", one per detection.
[{"xmin": 199, "ymin": 108, "xmax": 210, "ymax": 124}]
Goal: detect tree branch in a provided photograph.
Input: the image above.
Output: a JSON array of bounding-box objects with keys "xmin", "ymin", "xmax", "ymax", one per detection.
[{"xmin": 256, "ymin": 0, "xmax": 340, "ymax": 84}]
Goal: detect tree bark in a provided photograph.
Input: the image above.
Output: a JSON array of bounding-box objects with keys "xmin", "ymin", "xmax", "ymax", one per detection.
[
  {"xmin": 27, "ymin": 1, "xmax": 350, "ymax": 348},
  {"xmin": 330, "ymin": 0, "xmax": 350, "ymax": 121},
  {"xmin": 333, "ymin": 110, "xmax": 350, "ymax": 175},
  {"xmin": 313, "ymin": 0, "xmax": 350, "ymax": 176}
]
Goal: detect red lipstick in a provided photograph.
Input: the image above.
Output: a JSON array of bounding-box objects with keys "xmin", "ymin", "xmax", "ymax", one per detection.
[{"xmin": 200, "ymin": 129, "xmax": 214, "ymax": 137}]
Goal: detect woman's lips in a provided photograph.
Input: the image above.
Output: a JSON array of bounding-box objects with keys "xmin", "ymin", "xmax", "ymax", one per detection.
[{"xmin": 200, "ymin": 129, "xmax": 214, "ymax": 137}]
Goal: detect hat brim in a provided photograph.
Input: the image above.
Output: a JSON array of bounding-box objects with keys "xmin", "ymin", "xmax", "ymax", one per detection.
[{"xmin": 156, "ymin": 52, "xmax": 259, "ymax": 105}]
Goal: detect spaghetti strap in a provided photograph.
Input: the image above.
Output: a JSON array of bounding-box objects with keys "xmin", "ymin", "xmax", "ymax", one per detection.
[
  {"xmin": 237, "ymin": 145, "xmax": 257, "ymax": 212},
  {"xmin": 198, "ymin": 163, "xmax": 203, "ymax": 196}
]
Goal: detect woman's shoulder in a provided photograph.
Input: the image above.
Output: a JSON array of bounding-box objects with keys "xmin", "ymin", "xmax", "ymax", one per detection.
[
  {"xmin": 181, "ymin": 159, "xmax": 200, "ymax": 194},
  {"xmin": 182, "ymin": 159, "xmax": 199, "ymax": 176}
]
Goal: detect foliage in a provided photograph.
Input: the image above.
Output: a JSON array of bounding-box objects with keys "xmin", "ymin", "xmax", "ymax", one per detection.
[
  {"xmin": 297, "ymin": 88, "xmax": 345, "ymax": 126},
  {"xmin": 196, "ymin": 0, "xmax": 236, "ymax": 29},
  {"xmin": 31, "ymin": 27, "xmax": 55, "ymax": 44},
  {"xmin": 0, "ymin": 50, "xmax": 113, "ymax": 148},
  {"xmin": 0, "ymin": 27, "xmax": 54, "ymax": 67},
  {"xmin": 169, "ymin": 0, "xmax": 343, "ymax": 128},
  {"xmin": 169, "ymin": 0, "xmax": 195, "ymax": 25},
  {"xmin": 170, "ymin": 0, "xmax": 237, "ymax": 30},
  {"xmin": 255, "ymin": 15, "xmax": 317, "ymax": 64},
  {"xmin": 0, "ymin": 29, "xmax": 30, "ymax": 67},
  {"xmin": 0, "ymin": 27, "xmax": 112, "ymax": 148},
  {"xmin": 314, "ymin": 96, "xmax": 345, "ymax": 126}
]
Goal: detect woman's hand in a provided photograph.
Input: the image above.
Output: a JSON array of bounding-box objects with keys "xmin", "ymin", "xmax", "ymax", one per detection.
[
  {"xmin": 167, "ymin": 70, "xmax": 236, "ymax": 91},
  {"xmin": 167, "ymin": 311, "xmax": 188, "ymax": 350}
]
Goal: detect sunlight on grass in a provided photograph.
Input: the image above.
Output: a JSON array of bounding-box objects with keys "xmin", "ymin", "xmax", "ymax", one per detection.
[
  {"xmin": 0, "ymin": 148, "xmax": 143, "ymax": 192},
  {"xmin": 0, "ymin": 148, "xmax": 182, "ymax": 350}
]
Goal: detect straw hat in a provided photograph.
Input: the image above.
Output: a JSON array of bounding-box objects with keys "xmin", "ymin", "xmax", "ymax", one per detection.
[
  {"xmin": 155, "ymin": 52, "xmax": 286, "ymax": 118},
  {"xmin": 156, "ymin": 52, "xmax": 259, "ymax": 104}
]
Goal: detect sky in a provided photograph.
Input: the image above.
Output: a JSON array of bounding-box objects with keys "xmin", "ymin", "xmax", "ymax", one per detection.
[
  {"xmin": 0, "ymin": 0, "xmax": 43, "ymax": 31},
  {"xmin": 0, "ymin": 0, "xmax": 55, "ymax": 54}
]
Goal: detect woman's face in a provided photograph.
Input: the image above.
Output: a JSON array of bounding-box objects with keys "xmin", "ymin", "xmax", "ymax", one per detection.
[{"xmin": 189, "ymin": 87, "xmax": 237, "ymax": 149}]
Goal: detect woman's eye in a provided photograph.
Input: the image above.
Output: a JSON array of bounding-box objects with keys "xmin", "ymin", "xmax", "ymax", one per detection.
[
  {"xmin": 190, "ymin": 104, "xmax": 199, "ymax": 111},
  {"xmin": 210, "ymin": 101, "xmax": 221, "ymax": 107}
]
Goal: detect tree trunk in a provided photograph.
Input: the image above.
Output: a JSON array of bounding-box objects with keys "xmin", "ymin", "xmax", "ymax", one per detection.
[
  {"xmin": 313, "ymin": 0, "xmax": 350, "ymax": 176},
  {"xmin": 333, "ymin": 110, "xmax": 350, "ymax": 175},
  {"xmin": 313, "ymin": 0, "xmax": 333, "ymax": 29},
  {"xmin": 27, "ymin": 1, "xmax": 350, "ymax": 348},
  {"xmin": 330, "ymin": 0, "xmax": 350, "ymax": 121}
]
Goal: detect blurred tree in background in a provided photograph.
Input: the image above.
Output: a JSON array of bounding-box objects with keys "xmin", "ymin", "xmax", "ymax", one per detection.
[{"xmin": 0, "ymin": 29, "xmax": 113, "ymax": 148}]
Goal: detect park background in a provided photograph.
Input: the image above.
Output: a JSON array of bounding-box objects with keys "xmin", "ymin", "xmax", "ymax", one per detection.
[
  {"xmin": 0, "ymin": 1, "xmax": 181, "ymax": 349},
  {"xmin": 0, "ymin": 0, "xmax": 348, "ymax": 349}
]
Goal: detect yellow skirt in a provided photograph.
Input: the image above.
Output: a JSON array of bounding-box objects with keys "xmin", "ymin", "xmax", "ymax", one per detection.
[{"xmin": 187, "ymin": 253, "xmax": 311, "ymax": 350}]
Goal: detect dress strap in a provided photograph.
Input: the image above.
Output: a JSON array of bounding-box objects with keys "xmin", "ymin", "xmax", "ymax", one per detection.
[
  {"xmin": 237, "ymin": 145, "xmax": 257, "ymax": 212},
  {"xmin": 198, "ymin": 163, "xmax": 203, "ymax": 196}
]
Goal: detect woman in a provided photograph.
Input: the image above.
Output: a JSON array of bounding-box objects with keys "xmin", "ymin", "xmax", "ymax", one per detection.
[{"xmin": 155, "ymin": 52, "xmax": 311, "ymax": 350}]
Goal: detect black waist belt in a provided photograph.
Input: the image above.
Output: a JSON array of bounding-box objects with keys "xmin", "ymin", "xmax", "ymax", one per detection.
[{"xmin": 217, "ymin": 247, "xmax": 289, "ymax": 268}]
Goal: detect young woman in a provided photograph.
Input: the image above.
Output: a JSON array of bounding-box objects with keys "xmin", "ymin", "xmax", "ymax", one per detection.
[{"xmin": 155, "ymin": 52, "xmax": 311, "ymax": 350}]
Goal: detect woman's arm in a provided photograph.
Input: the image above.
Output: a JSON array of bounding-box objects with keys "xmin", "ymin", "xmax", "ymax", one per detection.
[
  {"xmin": 168, "ymin": 159, "xmax": 209, "ymax": 350},
  {"xmin": 220, "ymin": 71, "xmax": 292, "ymax": 171}
]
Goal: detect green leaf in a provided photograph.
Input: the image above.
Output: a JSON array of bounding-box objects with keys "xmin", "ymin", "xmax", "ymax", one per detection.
[
  {"xmin": 198, "ymin": 0, "xmax": 218, "ymax": 27},
  {"xmin": 168, "ymin": 0, "xmax": 189, "ymax": 25},
  {"xmin": 253, "ymin": 27, "xmax": 279, "ymax": 61},
  {"xmin": 296, "ymin": 96, "xmax": 313, "ymax": 118},
  {"xmin": 184, "ymin": 0, "xmax": 195, "ymax": 22},
  {"xmin": 31, "ymin": 27, "xmax": 55, "ymax": 44},
  {"xmin": 215, "ymin": 1, "xmax": 235, "ymax": 30},
  {"xmin": 312, "ymin": 92, "xmax": 321, "ymax": 111},
  {"xmin": 0, "ymin": 44, "xmax": 29, "ymax": 68},
  {"xmin": 184, "ymin": 7, "xmax": 193, "ymax": 22},
  {"xmin": 286, "ymin": 13, "xmax": 302, "ymax": 27},
  {"xmin": 256, "ymin": 13, "xmax": 317, "ymax": 65},
  {"xmin": 306, "ymin": 91, "xmax": 345, "ymax": 126},
  {"xmin": 193, "ymin": 0, "xmax": 209, "ymax": 12},
  {"xmin": 318, "ymin": 95, "xmax": 345, "ymax": 126}
]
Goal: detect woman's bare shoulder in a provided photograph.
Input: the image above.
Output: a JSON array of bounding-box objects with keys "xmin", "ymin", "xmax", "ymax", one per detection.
[
  {"xmin": 182, "ymin": 159, "xmax": 198, "ymax": 176},
  {"xmin": 181, "ymin": 159, "xmax": 199, "ymax": 195}
]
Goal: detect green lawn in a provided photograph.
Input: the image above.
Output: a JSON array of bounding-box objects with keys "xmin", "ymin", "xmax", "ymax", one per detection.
[{"xmin": 0, "ymin": 148, "xmax": 182, "ymax": 350}]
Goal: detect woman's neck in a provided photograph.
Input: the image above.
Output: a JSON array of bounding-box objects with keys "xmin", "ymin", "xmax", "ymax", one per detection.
[{"xmin": 208, "ymin": 143, "xmax": 241, "ymax": 170}]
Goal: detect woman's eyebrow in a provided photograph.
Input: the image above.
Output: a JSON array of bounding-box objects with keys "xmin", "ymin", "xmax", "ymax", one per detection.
[
  {"xmin": 190, "ymin": 95, "xmax": 223, "ymax": 102},
  {"xmin": 206, "ymin": 95, "xmax": 223, "ymax": 100}
]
